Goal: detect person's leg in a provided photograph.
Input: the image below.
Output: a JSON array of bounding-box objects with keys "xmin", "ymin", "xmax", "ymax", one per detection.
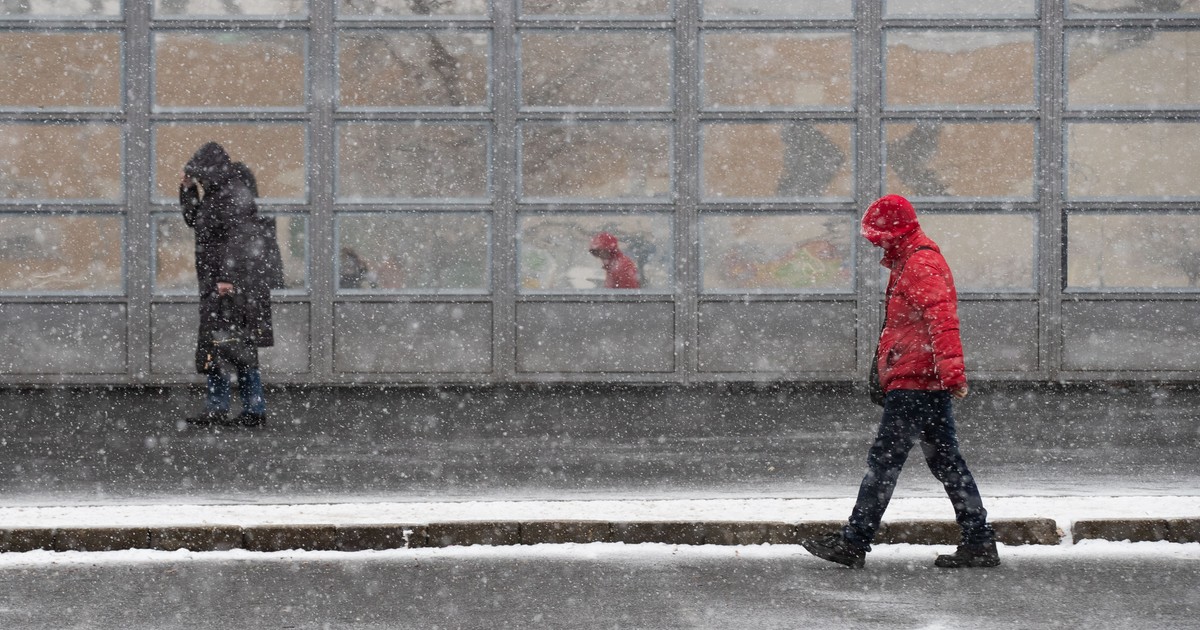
[
  {"xmin": 841, "ymin": 391, "xmax": 924, "ymax": 550},
  {"xmin": 205, "ymin": 367, "xmax": 231, "ymax": 415},
  {"xmin": 918, "ymin": 392, "xmax": 994, "ymax": 546},
  {"xmin": 236, "ymin": 367, "xmax": 266, "ymax": 418}
]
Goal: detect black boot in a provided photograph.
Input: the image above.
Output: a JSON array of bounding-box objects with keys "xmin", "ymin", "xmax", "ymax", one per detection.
[
  {"xmin": 801, "ymin": 532, "xmax": 867, "ymax": 569},
  {"xmin": 185, "ymin": 411, "xmax": 226, "ymax": 426},
  {"xmin": 935, "ymin": 541, "xmax": 1000, "ymax": 568}
]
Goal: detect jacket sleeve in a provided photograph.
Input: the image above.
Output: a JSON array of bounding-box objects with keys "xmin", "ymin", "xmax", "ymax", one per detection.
[
  {"xmin": 901, "ymin": 253, "xmax": 967, "ymax": 390},
  {"xmin": 180, "ymin": 184, "xmax": 200, "ymax": 228},
  {"xmin": 214, "ymin": 185, "xmax": 259, "ymax": 285}
]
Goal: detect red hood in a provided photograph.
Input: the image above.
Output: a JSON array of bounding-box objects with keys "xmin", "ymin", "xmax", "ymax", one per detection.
[
  {"xmin": 590, "ymin": 232, "xmax": 621, "ymax": 255},
  {"xmin": 861, "ymin": 194, "xmax": 919, "ymax": 250}
]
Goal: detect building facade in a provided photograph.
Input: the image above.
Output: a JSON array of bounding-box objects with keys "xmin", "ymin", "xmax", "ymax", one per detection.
[{"xmin": 1, "ymin": 0, "xmax": 1199, "ymax": 385}]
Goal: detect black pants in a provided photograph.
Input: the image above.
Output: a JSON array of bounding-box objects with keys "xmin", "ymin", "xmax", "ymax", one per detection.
[{"xmin": 842, "ymin": 390, "xmax": 994, "ymax": 550}]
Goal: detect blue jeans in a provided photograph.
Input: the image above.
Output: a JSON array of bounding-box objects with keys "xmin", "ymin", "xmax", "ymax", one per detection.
[
  {"xmin": 842, "ymin": 390, "xmax": 993, "ymax": 550},
  {"xmin": 205, "ymin": 367, "xmax": 265, "ymax": 416}
]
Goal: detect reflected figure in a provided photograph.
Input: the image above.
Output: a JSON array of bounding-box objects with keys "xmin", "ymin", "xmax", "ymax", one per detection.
[
  {"xmin": 588, "ymin": 232, "xmax": 640, "ymax": 289},
  {"xmin": 339, "ymin": 247, "xmax": 377, "ymax": 290}
]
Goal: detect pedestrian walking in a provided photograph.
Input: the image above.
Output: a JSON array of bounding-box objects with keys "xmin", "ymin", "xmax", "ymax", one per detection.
[
  {"xmin": 802, "ymin": 194, "xmax": 999, "ymax": 569},
  {"xmin": 588, "ymin": 232, "xmax": 640, "ymax": 289}
]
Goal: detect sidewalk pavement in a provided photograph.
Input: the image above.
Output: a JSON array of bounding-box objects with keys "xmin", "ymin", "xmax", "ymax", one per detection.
[{"xmin": 2, "ymin": 495, "xmax": 1198, "ymax": 553}]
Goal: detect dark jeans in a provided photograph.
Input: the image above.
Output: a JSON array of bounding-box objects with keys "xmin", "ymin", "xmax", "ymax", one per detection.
[
  {"xmin": 842, "ymin": 389, "xmax": 993, "ymax": 550},
  {"xmin": 205, "ymin": 366, "xmax": 265, "ymax": 416}
]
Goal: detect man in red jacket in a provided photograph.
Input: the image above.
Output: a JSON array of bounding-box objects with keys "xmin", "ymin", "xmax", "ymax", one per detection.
[
  {"xmin": 802, "ymin": 194, "xmax": 999, "ymax": 569},
  {"xmin": 589, "ymin": 232, "xmax": 640, "ymax": 289}
]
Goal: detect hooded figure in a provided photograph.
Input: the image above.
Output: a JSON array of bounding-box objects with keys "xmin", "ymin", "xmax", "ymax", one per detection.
[
  {"xmin": 801, "ymin": 194, "xmax": 997, "ymax": 571},
  {"xmin": 589, "ymin": 232, "xmax": 640, "ymax": 289}
]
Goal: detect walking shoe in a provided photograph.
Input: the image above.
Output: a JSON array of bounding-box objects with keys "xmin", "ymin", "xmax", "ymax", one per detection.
[
  {"xmin": 801, "ymin": 532, "xmax": 867, "ymax": 569},
  {"xmin": 185, "ymin": 411, "xmax": 226, "ymax": 426},
  {"xmin": 935, "ymin": 541, "xmax": 1001, "ymax": 568}
]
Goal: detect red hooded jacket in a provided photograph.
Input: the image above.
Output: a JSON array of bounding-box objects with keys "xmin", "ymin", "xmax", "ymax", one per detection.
[
  {"xmin": 863, "ymin": 195, "xmax": 966, "ymax": 393},
  {"xmin": 590, "ymin": 232, "xmax": 641, "ymax": 289}
]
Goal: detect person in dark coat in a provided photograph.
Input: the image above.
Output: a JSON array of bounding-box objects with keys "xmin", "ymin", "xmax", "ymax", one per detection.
[
  {"xmin": 801, "ymin": 194, "xmax": 999, "ymax": 569},
  {"xmin": 181, "ymin": 142, "xmax": 281, "ymax": 427}
]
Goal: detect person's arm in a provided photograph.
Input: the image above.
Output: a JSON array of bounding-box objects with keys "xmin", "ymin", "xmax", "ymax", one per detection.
[
  {"xmin": 903, "ymin": 253, "xmax": 967, "ymax": 394},
  {"xmin": 179, "ymin": 174, "xmax": 200, "ymax": 228}
]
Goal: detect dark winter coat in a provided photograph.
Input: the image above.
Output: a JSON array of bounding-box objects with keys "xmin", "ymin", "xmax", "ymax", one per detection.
[
  {"xmin": 863, "ymin": 195, "xmax": 966, "ymax": 394},
  {"xmin": 181, "ymin": 142, "xmax": 280, "ymax": 373}
]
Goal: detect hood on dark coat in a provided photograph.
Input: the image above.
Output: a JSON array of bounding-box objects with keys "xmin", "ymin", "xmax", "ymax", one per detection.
[{"xmin": 184, "ymin": 142, "xmax": 234, "ymax": 187}]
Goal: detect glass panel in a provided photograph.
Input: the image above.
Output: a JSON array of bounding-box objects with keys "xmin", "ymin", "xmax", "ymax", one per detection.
[
  {"xmin": 1067, "ymin": 29, "xmax": 1200, "ymax": 109},
  {"xmin": 884, "ymin": 122, "xmax": 1035, "ymax": 200},
  {"xmin": 703, "ymin": 0, "xmax": 852, "ymax": 19},
  {"xmin": 1067, "ymin": 123, "xmax": 1200, "ymax": 200},
  {"xmin": 154, "ymin": 124, "xmax": 307, "ymax": 202},
  {"xmin": 338, "ymin": 0, "xmax": 488, "ymax": 17},
  {"xmin": 919, "ymin": 213, "xmax": 1035, "ymax": 291},
  {"xmin": 885, "ymin": 0, "xmax": 1035, "ymax": 17},
  {"xmin": 0, "ymin": 124, "xmax": 122, "ymax": 202},
  {"xmin": 702, "ymin": 31, "xmax": 853, "ymax": 110},
  {"xmin": 155, "ymin": 0, "xmax": 307, "ymax": 17},
  {"xmin": 155, "ymin": 213, "xmax": 308, "ymax": 294},
  {"xmin": 701, "ymin": 122, "xmax": 853, "ymax": 200},
  {"xmin": 1068, "ymin": 214, "xmax": 1200, "ymax": 290},
  {"xmin": 521, "ymin": 0, "xmax": 669, "ymax": 15},
  {"xmin": 0, "ymin": 214, "xmax": 122, "ymax": 294},
  {"xmin": 0, "ymin": 1, "xmax": 119, "ymax": 17},
  {"xmin": 338, "ymin": 31, "xmax": 490, "ymax": 109},
  {"xmin": 0, "ymin": 32, "xmax": 121, "ymax": 110},
  {"xmin": 154, "ymin": 32, "xmax": 306, "ymax": 110},
  {"xmin": 519, "ymin": 214, "xmax": 672, "ymax": 292},
  {"xmin": 521, "ymin": 31, "xmax": 671, "ymax": 109},
  {"xmin": 337, "ymin": 123, "xmax": 490, "ymax": 201},
  {"xmin": 700, "ymin": 214, "xmax": 852, "ymax": 293},
  {"xmin": 886, "ymin": 30, "xmax": 1036, "ymax": 108},
  {"xmin": 336, "ymin": 213, "xmax": 489, "ymax": 292},
  {"xmin": 521, "ymin": 123, "xmax": 670, "ymax": 201},
  {"xmin": 1069, "ymin": 0, "xmax": 1200, "ymax": 16}
]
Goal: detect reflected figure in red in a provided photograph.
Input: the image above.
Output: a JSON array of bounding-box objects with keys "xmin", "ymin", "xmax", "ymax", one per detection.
[{"xmin": 588, "ymin": 232, "xmax": 640, "ymax": 289}]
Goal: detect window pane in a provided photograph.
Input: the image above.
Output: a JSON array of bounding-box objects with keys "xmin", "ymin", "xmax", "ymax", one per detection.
[
  {"xmin": 0, "ymin": 1, "xmax": 119, "ymax": 17},
  {"xmin": 700, "ymin": 214, "xmax": 852, "ymax": 293},
  {"xmin": 920, "ymin": 214, "xmax": 1035, "ymax": 291},
  {"xmin": 521, "ymin": 123, "xmax": 670, "ymax": 201},
  {"xmin": 522, "ymin": 0, "xmax": 669, "ymax": 15},
  {"xmin": 336, "ymin": 213, "xmax": 489, "ymax": 292},
  {"xmin": 337, "ymin": 123, "xmax": 490, "ymax": 202},
  {"xmin": 0, "ymin": 32, "xmax": 121, "ymax": 110},
  {"xmin": 338, "ymin": 31, "xmax": 490, "ymax": 109},
  {"xmin": 703, "ymin": 0, "xmax": 851, "ymax": 19},
  {"xmin": 885, "ymin": 122, "xmax": 1035, "ymax": 200},
  {"xmin": 0, "ymin": 124, "xmax": 122, "ymax": 202},
  {"xmin": 521, "ymin": 31, "xmax": 671, "ymax": 109},
  {"xmin": 155, "ymin": 0, "xmax": 307, "ymax": 17},
  {"xmin": 886, "ymin": 30, "xmax": 1036, "ymax": 108},
  {"xmin": 155, "ymin": 32, "xmax": 306, "ymax": 110},
  {"xmin": 1067, "ymin": 123, "xmax": 1200, "ymax": 200},
  {"xmin": 701, "ymin": 122, "xmax": 853, "ymax": 200},
  {"xmin": 0, "ymin": 215, "xmax": 122, "ymax": 294},
  {"xmin": 1067, "ymin": 29, "xmax": 1200, "ymax": 109},
  {"xmin": 338, "ymin": 0, "xmax": 487, "ymax": 17},
  {"xmin": 519, "ymin": 214, "xmax": 671, "ymax": 292},
  {"xmin": 1068, "ymin": 214, "xmax": 1200, "ymax": 290},
  {"xmin": 702, "ymin": 32, "xmax": 852, "ymax": 110},
  {"xmin": 154, "ymin": 124, "xmax": 307, "ymax": 202},
  {"xmin": 1069, "ymin": 0, "xmax": 1200, "ymax": 16},
  {"xmin": 155, "ymin": 214, "xmax": 308, "ymax": 294},
  {"xmin": 885, "ymin": 0, "xmax": 1035, "ymax": 17}
]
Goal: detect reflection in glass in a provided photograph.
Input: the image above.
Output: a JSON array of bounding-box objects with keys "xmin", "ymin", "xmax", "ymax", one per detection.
[
  {"xmin": 1069, "ymin": 214, "xmax": 1200, "ymax": 290},
  {"xmin": 0, "ymin": 124, "xmax": 122, "ymax": 202},
  {"xmin": 703, "ymin": 0, "xmax": 851, "ymax": 19},
  {"xmin": 1067, "ymin": 123, "xmax": 1200, "ymax": 200},
  {"xmin": 521, "ymin": 0, "xmax": 669, "ymax": 15},
  {"xmin": 0, "ymin": 33, "xmax": 121, "ymax": 109},
  {"xmin": 155, "ymin": 32, "xmax": 306, "ymax": 110},
  {"xmin": 337, "ymin": 123, "xmax": 490, "ymax": 201},
  {"xmin": 885, "ymin": 0, "xmax": 1035, "ymax": 17},
  {"xmin": 1067, "ymin": 29, "xmax": 1200, "ymax": 109},
  {"xmin": 519, "ymin": 214, "xmax": 671, "ymax": 292},
  {"xmin": 521, "ymin": 123, "xmax": 670, "ymax": 201},
  {"xmin": 155, "ymin": 214, "xmax": 308, "ymax": 294},
  {"xmin": 0, "ymin": 215, "xmax": 122, "ymax": 294},
  {"xmin": 339, "ymin": 31, "xmax": 490, "ymax": 109},
  {"xmin": 336, "ymin": 213, "xmax": 489, "ymax": 292},
  {"xmin": 701, "ymin": 214, "xmax": 851, "ymax": 293},
  {"xmin": 919, "ymin": 214, "xmax": 1035, "ymax": 291},
  {"xmin": 338, "ymin": 0, "xmax": 487, "ymax": 17},
  {"xmin": 702, "ymin": 32, "xmax": 852, "ymax": 109},
  {"xmin": 702, "ymin": 122, "xmax": 853, "ymax": 200},
  {"xmin": 155, "ymin": 0, "xmax": 307, "ymax": 17},
  {"xmin": 886, "ymin": 31, "xmax": 1036, "ymax": 108},
  {"xmin": 1068, "ymin": 0, "xmax": 1200, "ymax": 15},
  {"xmin": 154, "ymin": 124, "xmax": 307, "ymax": 201},
  {"xmin": 885, "ymin": 122, "xmax": 1035, "ymax": 200},
  {"xmin": 0, "ymin": 1, "xmax": 118, "ymax": 17},
  {"xmin": 521, "ymin": 32, "xmax": 671, "ymax": 109}
]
